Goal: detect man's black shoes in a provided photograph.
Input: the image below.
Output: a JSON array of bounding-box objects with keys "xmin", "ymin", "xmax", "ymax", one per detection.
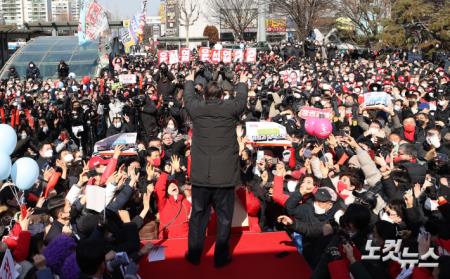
[{"xmin": 185, "ymin": 252, "xmax": 201, "ymax": 266}]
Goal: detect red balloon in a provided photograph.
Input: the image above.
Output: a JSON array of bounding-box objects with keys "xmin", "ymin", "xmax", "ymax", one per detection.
[
  {"xmin": 314, "ymin": 118, "xmax": 333, "ymax": 139},
  {"xmin": 82, "ymin": 76, "xmax": 91, "ymax": 85},
  {"xmin": 304, "ymin": 118, "xmax": 317, "ymax": 136}
]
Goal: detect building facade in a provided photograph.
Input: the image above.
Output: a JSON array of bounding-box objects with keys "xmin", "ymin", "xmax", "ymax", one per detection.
[
  {"xmin": 0, "ymin": 0, "xmax": 26, "ymax": 27},
  {"xmin": 23, "ymin": 0, "xmax": 52, "ymax": 23}
]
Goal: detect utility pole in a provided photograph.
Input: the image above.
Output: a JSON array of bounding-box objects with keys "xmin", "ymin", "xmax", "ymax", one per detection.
[{"xmin": 257, "ymin": 0, "xmax": 266, "ymax": 42}]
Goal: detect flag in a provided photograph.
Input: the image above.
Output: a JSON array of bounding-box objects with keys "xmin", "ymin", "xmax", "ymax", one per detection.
[{"xmin": 78, "ymin": 0, "xmax": 109, "ymax": 45}]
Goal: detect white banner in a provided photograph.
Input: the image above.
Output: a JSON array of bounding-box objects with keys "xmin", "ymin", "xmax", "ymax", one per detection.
[
  {"xmin": 169, "ymin": 50, "xmax": 179, "ymax": 65},
  {"xmin": 245, "ymin": 122, "xmax": 291, "ymax": 147},
  {"xmin": 93, "ymin": 133, "xmax": 137, "ymax": 156},
  {"xmin": 119, "ymin": 74, "xmax": 137, "ymax": 84},
  {"xmin": 0, "ymin": 249, "xmax": 16, "ymax": 279}
]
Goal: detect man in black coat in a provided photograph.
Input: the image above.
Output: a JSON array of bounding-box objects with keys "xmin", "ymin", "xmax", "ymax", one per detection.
[
  {"xmin": 184, "ymin": 69, "xmax": 249, "ymax": 267},
  {"xmin": 139, "ymin": 91, "xmax": 159, "ymax": 142}
]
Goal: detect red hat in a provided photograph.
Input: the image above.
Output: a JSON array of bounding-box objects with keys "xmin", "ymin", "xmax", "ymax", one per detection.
[
  {"xmin": 383, "ymin": 80, "xmax": 391, "ymax": 85},
  {"xmin": 375, "ymin": 76, "xmax": 382, "ymax": 81},
  {"xmin": 88, "ymin": 156, "xmax": 109, "ymax": 170},
  {"xmin": 398, "ymin": 75, "xmax": 406, "ymax": 82},
  {"xmin": 409, "ymin": 85, "xmax": 418, "ymax": 91},
  {"xmin": 437, "ymin": 67, "xmax": 444, "ymax": 73}
]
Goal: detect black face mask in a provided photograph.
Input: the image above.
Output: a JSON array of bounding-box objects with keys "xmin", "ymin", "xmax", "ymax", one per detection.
[{"xmin": 416, "ymin": 120, "xmax": 425, "ymax": 127}]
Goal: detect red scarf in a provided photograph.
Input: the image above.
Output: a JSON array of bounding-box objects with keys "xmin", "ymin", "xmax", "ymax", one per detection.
[
  {"xmin": 403, "ymin": 124, "xmax": 415, "ymax": 142},
  {"xmin": 24, "ymin": 109, "xmax": 34, "ymax": 130},
  {"xmin": 337, "ymin": 181, "xmax": 350, "ymax": 200}
]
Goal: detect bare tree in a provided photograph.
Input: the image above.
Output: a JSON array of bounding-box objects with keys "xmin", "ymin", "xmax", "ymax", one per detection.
[
  {"xmin": 178, "ymin": 0, "xmax": 200, "ymax": 45},
  {"xmin": 269, "ymin": 0, "xmax": 332, "ymax": 40},
  {"xmin": 336, "ymin": 0, "xmax": 392, "ymax": 45},
  {"xmin": 208, "ymin": 0, "xmax": 259, "ymax": 41}
]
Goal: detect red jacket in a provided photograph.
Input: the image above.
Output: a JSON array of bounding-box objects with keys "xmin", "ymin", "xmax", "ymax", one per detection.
[
  {"xmin": 273, "ymin": 176, "xmax": 289, "ymax": 206},
  {"xmin": 2, "ymin": 223, "xmax": 31, "ymax": 262},
  {"xmin": 236, "ymin": 188, "xmax": 261, "ymax": 232},
  {"xmin": 155, "ymin": 172, "xmax": 191, "ymax": 239}
]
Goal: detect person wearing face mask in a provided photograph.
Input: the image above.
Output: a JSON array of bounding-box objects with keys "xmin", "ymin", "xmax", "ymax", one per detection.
[
  {"xmin": 106, "ymin": 115, "xmax": 125, "ymax": 137},
  {"xmin": 418, "ymin": 128, "xmax": 444, "ymax": 162},
  {"xmin": 394, "ymin": 117, "xmax": 426, "ymax": 143},
  {"xmin": 37, "ymin": 143, "xmax": 55, "ymax": 171}
]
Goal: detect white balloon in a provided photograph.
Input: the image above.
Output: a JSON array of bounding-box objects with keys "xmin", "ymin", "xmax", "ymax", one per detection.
[
  {"xmin": 11, "ymin": 157, "xmax": 39, "ymax": 191},
  {"xmin": 0, "ymin": 152, "xmax": 11, "ymax": 180},
  {"xmin": 0, "ymin": 124, "xmax": 17, "ymax": 155}
]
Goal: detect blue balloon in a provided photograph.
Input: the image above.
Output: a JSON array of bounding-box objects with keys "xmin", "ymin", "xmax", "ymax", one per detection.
[
  {"xmin": 59, "ymin": 81, "xmax": 65, "ymax": 89},
  {"xmin": 11, "ymin": 157, "xmax": 39, "ymax": 191},
  {"xmin": 0, "ymin": 124, "xmax": 17, "ymax": 155},
  {"xmin": 0, "ymin": 152, "xmax": 11, "ymax": 180}
]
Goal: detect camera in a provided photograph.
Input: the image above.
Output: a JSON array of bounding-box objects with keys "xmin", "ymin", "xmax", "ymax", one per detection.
[{"xmin": 131, "ymin": 95, "xmax": 146, "ymax": 107}]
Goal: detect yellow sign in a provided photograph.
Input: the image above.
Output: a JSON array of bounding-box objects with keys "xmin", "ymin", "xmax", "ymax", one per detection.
[
  {"xmin": 265, "ymin": 18, "xmax": 287, "ymax": 33},
  {"xmin": 159, "ymin": 3, "xmax": 166, "ymax": 23},
  {"xmin": 336, "ymin": 17, "xmax": 354, "ymax": 31},
  {"xmin": 123, "ymin": 19, "xmax": 130, "ymax": 28}
]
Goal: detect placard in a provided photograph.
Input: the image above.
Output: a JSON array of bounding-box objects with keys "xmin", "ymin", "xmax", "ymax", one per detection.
[
  {"xmin": 211, "ymin": 49, "xmax": 221, "ymax": 64},
  {"xmin": 298, "ymin": 106, "xmax": 333, "ymax": 120},
  {"xmin": 222, "ymin": 49, "xmax": 232, "ymax": 64},
  {"xmin": 245, "ymin": 48, "xmax": 257, "ymax": 63},
  {"xmin": 168, "ymin": 50, "xmax": 179, "ymax": 65},
  {"xmin": 119, "ymin": 74, "xmax": 137, "ymax": 84},
  {"xmin": 233, "ymin": 49, "xmax": 244, "ymax": 63},
  {"xmin": 363, "ymin": 92, "xmax": 391, "ymax": 106},
  {"xmin": 93, "ymin": 133, "xmax": 138, "ymax": 156},
  {"xmin": 245, "ymin": 122, "xmax": 291, "ymax": 147},
  {"xmin": 199, "ymin": 47, "xmax": 210, "ymax": 62},
  {"xmin": 180, "ymin": 48, "xmax": 191, "ymax": 63},
  {"xmin": 0, "ymin": 249, "xmax": 16, "ymax": 279},
  {"xmin": 158, "ymin": 50, "xmax": 169, "ymax": 65}
]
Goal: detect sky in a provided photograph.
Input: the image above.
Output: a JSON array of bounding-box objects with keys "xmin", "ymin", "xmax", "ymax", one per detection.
[{"xmin": 98, "ymin": 0, "xmax": 161, "ymax": 19}]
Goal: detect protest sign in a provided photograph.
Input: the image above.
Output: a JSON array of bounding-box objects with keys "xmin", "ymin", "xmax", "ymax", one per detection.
[
  {"xmin": 199, "ymin": 47, "xmax": 210, "ymax": 62},
  {"xmin": 168, "ymin": 50, "xmax": 179, "ymax": 65},
  {"xmin": 299, "ymin": 106, "xmax": 333, "ymax": 120},
  {"xmin": 211, "ymin": 49, "xmax": 221, "ymax": 64},
  {"xmin": 119, "ymin": 74, "xmax": 137, "ymax": 84},
  {"xmin": 233, "ymin": 49, "xmax": 244, "ymax": 63},
  {"xmin": 363, "ymin": 92, "xmax": 391, "ymax": 106},
  {"xmin": 245, "ymin": 48, "xmax": 257, "ymax": 63},
  {"xmin": 0, "ymin": 249, "xmax": 15, "ymax": 279},
  {"xmin": 86, "ymin": 185, "xmax": 107, "ymax": 213},
  {"xmin": 180, "ymin": 48, "xmax": 191, "ymax": 63},
  {"xmin": 222, "ymin": 49, "xmax": 232, "ymax": 64},
  {"xmin": 93, "ymin": 133, "xmax": 137, "ymax": 156},
  {"xmin": 158, "ymin": 50, "xmax": 169, "ymax": 65},
  {"xmin": 245, "ymin": 122, "xmax": 291, "ymax": 147}
]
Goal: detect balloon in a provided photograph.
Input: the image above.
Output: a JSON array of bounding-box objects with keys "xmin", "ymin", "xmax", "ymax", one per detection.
[
  {"xmin": 304, "ymin": 118, "xmax": 317, "ymax": 136},
  {"xmin": 314, "ymin": 118, "xmax": 333, "ymax": 139},
  {"xmin": 0, "ymin": 124, "xmax": 17, "ymax": 155},
  {"xmin": 0, "ymin": 152, "xmax": 11, "ymax": 180},
  {"xmin": 58, "ymin": 81, "xmax": 65, "ymax": 89},
  {"xmin": 68, "ymin": 72, "xmax": 76, "ymax": 79},
  {"xmin": 82, "ymin": 76, "xmax": 90, "ymax": 85},
  {"xmin": 11, "ymin": 157, "xmax": 39, "ymax": 191}
]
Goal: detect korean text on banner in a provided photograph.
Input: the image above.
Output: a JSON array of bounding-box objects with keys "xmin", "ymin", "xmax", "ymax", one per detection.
[
  {"xmin": 298, "ymin": 106, "xmax": 333, "ymax": 120},
  {"xmin": 245, "ymin": 122, "xmax": 291, "ymax": 147},
  {"xmin": 222, "ymin": 49, "xmax": 232, "ymax": 64},
  {"xmin": 363, "ymin": 92, "xmax": 391, "ymax": 107},
  {"xmin": 169, "ymin": 50, "xmax": 179, "ymax": 65},
  {"xmin": 158, "ymin": 50, "xmax": 169, "ymax": 65},
  {"xmin": 233, "ymin": 49, "xmax": 244, "ymax": 63},
  {"xmin": 180, "ymin": 48, "xmax": 191, "ymax": 63},
  {"xmin": 245, "ymin": 48, "xmax": 257, "ymax": 63},
  {"xmin": 0, "ymin": 249, "xmax": 16, "ymax": 279},
  {"xmin": 119, "ymin": 74, "xmax": 137, "ymax": 84},
  {"xmin": 78, "ymin": 0, "xmax": 109, "ymax": 45},
  {"xmin": 199, "ymin": 47, "xmax": 210, "ymax": 62},
  {"xmin": 211, "ymin": 49, "xmax": 221, "ymax": 64}
]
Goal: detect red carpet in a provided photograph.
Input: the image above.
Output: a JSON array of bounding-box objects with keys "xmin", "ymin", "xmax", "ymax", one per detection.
[{"xmin": 139, "ymin": 232, "xmax": 311, "ymax": 279}]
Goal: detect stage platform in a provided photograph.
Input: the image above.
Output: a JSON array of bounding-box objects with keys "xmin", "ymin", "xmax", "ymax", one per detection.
[{"xmin": 139, "ymin": 232, "xmax": 311, "ymax": 279}]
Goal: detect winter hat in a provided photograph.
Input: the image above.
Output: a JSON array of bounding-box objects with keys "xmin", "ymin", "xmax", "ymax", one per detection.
[{"xmin": 43, "ymin": 235, "xmax": 77, "ymax": 276}]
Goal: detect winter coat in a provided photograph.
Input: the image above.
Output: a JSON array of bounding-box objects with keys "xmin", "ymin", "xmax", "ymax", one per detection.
[
  {"xmin": 155, "ymin": 172, "xmax": 191, "ymax": 239},
  {"xmin": 183, "ymin": 80, "xmax": 248, "ymax": 187}
]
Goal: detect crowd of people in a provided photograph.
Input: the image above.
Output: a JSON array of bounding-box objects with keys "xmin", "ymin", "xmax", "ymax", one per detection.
[{"xmin": 0, "ymin": 40, "xmax": 449, "ymax": 279}]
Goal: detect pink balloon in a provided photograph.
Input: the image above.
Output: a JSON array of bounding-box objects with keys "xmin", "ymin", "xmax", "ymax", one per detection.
[
  {"xmin": 304, "ymin": 118, "xmax": 317, "ymax": 136},
  {"xmin": 314, "ymin": 118, "xmax": 333, "ymax": 139}
]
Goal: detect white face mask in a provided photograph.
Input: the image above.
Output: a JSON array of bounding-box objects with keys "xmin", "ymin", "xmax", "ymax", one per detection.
[
  {"xmin": 114, "ymin": 122, "xmax": 122, "ymax": 129},
  {"xmin": 42, "ymin": 127, "xmax": 49, "ymax": 133},
  {"xmin": 44, "ymin": 149, "xmax": 53, "ymax": 158},
  {"xmin": 394, "ymin": 105, "xmax": 401, "ymax": 111},
  {"xmin": 287, "ymin": 180, "xmax": 297, "ymax": 192},
  {"xmin": 426, "ymin": 136, "xmax": 441, "ymax": 148},
  {"xmin": 438, "ymin": 100, "xmax": 447, "ymax": 107},
  {"xmin": 368, "ymin": 127, "xmax": 379, "ymax": 135},
  {"xmin": 20, "ymin": 132, "xmax": 27, "ymax": 140},
  {"xmin": 380, "ymin": 211, "xmax": 394, "ymax": 223},
  {"xmin": 64, "ymin": 154, "xmax": 74, "ymax": 163},
  {"xmin": 313, "ymin": 202, "xmax": 327, "ymax": 215},
  {"xmin": 167, "ymin": 123, "xmax": 175, "ymax": 130}
]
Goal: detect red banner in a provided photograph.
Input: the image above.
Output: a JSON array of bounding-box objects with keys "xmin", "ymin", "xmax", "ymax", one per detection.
[
  {"xmin": 233, "ymin": 49, "xmax": 244, "ymax": 63},
  {"xmin": 222, "ymin": 49, "xmax": 232, "ymax": 64},
  {"xmin": 298, "ymin": 107, "xmax": 333, "ymax": 120},
  {"xmin": 158, "ymin": 50, "xmax": 169, "ymax": 65},
  {"xmin": 211, "ymin": 49, "xmax": 221, "ymax": 64},
  {"xmin": 180, "ymin": 48, "xmax": 191, "ymax": 63},
  {"xmin": 199, "ymin": 47, "xmax": 210, "ymax": 62},
  {"xmin": 245, "ymin": 48, "xmax": 257, "ymax": 63}
]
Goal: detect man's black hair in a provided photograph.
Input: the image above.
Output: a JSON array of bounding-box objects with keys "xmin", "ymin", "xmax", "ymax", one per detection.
[
  {"xmin": 205, "ymin": 81, "xmax": 223, "ymax": 100},
  {"xmin": 146, "ymin": 147, "xmax": 160, "ymax": 156}
]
